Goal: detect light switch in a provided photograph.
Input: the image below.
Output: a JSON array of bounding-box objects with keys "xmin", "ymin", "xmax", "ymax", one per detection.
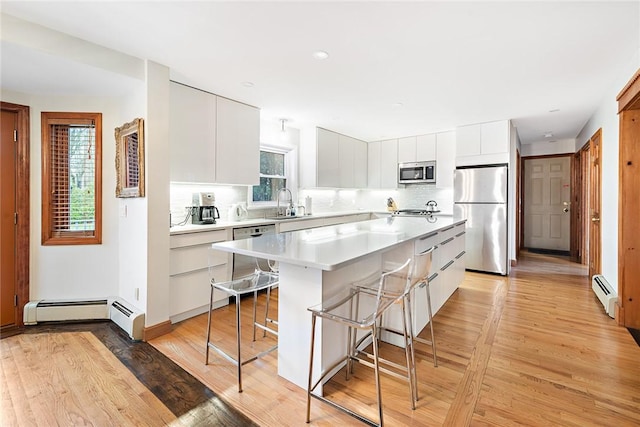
[{"xmin": 119, "ymin": 204, "xmax": 128, "ymax": 218}]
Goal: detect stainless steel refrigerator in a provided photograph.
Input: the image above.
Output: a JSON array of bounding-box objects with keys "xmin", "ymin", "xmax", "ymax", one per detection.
[{"xmin": 454, "ymin": 165, "xmax": 508, "ymax": 275}]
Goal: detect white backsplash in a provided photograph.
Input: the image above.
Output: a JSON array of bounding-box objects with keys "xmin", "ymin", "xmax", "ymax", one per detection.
[
  {"xmin": 171, "ymin": 182, "xmax": 453, "ymax": 226},
  {"xmin": 299, "ymin": 186, "xmax": 453, "ymax": 214}
]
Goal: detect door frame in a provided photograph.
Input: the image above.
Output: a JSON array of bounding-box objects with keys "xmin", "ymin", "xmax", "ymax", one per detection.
[
  {"xmin": 0, "ymin": 101, "xmax": 30, "ymax": 336},
  {"xmin": 570, "ymin": 143, "xmax": 591, "ymax": 265},
  {"xmin": 588, "ymin": 129, "xmax": 602, "ymax": 279},
  {"xmin": 616, "ymin": 68, "xmax": 640, "ymax": 328},
  {"xmin": 520, "ymin": 153, "xmax": 573, "ymax": 254}
]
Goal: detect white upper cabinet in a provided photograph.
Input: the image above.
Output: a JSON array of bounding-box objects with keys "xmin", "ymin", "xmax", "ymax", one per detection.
[
  {"xmin": 398, "ymin": 134, "xmax": 437, "ymax": 163},
  {"xmin": 455, "ymin": 124, "xmax": 481, "ymax": 157},
  {"xmin": 317, "ymin": 128, "xmax": 341, "ymax": 187},
  {"xmin": 456, "ymin": 120, "xmax": 510, "ymax": 166},
  {"xmin": 339, "ymin": 134, "xmax": 356, "ymax": 188},
  {"xmin": 313, "ymin": 128, "xmax": 368, "ymax": 188},
  {"xmin": 416, "ymin": 133, "xmax": 437, "ymax": 161},
  {"xmin": 380, "ymin": 139, "xmax": 399, "ymax": 188},
  {"xmin": 480, "ymin": 120, "xmax": 510, "ymax": 154},
  {"xmin": 169, "ymin": 83, "xmax": 217, "ymax": 183},
  {"xmin": 397, "ymin": 136, "xmax": 417, "ymax": 163},
  {"xmin": 169, "ymin": 82, "xmax": 260, "ymax": 185},
  {"xmin": 353, "ymin": 138, "xmax": 368, "ymax": 188},
  {"xmin": 367, "ymin": 140, "xmax": 381, "ymax": 188},
  {"xmin": 435, "ymin": 131, "xmax": 455, "ymax": 189},
  {"xmin": 215, "ymin": 97, "xmax": 260, "ymax": 185}
]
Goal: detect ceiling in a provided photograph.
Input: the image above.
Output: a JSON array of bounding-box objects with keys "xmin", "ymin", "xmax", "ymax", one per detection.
[{"xmin": 1, "ymin": 1, "xmax": 638, "ymax": 144}]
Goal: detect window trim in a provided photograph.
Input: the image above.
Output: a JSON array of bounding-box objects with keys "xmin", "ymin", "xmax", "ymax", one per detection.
[
  {"xmin": 248, "ymin": 145, "xmax": 295, "ymax": 209},
  {"xmin": 41, "ymin": 112, "xmax": 102, "ymax": 245}
]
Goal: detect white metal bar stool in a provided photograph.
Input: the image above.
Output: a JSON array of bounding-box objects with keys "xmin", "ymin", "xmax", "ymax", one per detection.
[
  {"xmin": 205, "ymin": 266, "xmax": 279, "ymax": 392},
  {"xmin": 352, "ymin": 246, "xmax": 435, "ymax": 408},
  {"xmin": 306, "ymin": 258, "xmax": 413, "ymax": 427},
  {"xmin": 256, "ymin": 259, "xmax": 279, "ymax": 339},
  {"xmin": 405, "ymin": 247, "xmax": 438, "ymax": 368}
]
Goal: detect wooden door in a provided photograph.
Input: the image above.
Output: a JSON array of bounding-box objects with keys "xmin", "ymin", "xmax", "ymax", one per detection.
[
  {"xmin": 588, "ymin": 130, "xmax": 602, "ymax": 279},
  {"xmin": 1, "ymin": 110, "xmax": 17, "ymax": 327},
  {"xmin": 618, "ymin": 108, "xmax": 640, "ymax": 328},
  {"xmin": 523, "ymin": 156, "xmax": 571, "ymax": 251},
  {"xmin": 1, "ymin": 101, "xmax": 29, "ymax": 336}
]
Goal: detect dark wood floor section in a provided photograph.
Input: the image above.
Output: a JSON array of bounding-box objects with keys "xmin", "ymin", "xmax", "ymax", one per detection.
[{"xmin": 17, "ymin": 321, "xmax": 257, "ymax": 426}]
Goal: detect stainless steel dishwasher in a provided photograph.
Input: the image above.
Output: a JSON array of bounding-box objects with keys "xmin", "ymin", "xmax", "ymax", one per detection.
[{"xmin": 232, "ymin": 224, "xmax": 276, "ymax": 279}]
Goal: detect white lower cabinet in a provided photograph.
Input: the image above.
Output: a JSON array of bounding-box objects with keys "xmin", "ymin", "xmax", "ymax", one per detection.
[
  {"xmin": 169, "ymin": 229, "xmax": 232, "ymax": 323},
  {"xmin": 411, "ymin": 221, "xmax": 466, "ymax": 334}
]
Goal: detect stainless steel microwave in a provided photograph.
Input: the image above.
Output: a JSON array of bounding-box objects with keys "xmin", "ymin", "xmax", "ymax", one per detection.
[{"xmin": 398, "ymin": 161, "xmax": 436, "ymax": 184}]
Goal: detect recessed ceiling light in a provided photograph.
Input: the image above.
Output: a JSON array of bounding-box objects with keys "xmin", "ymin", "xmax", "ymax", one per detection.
[
  {"xmin": 391, "ymin": 102, "xmax": 404, "ymax": 109},
  {"xmin": 544, "ymin": 132, "xmax": 554, "ymax": 138},
  {"xmin": 312, "ymin": 50, "xmax": 329, "ymax": 60},
  {"xmin": 241, "ymin": 81, "xmax": 254, "ymax": 88}
]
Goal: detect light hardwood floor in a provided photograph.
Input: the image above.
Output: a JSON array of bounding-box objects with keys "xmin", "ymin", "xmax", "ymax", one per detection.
[
  {"xmin": 150, "ymin": 251, "xmax": 640, "ymax": 426},
  {"xmin": 2, "ymin": 252, "xmax": 639, "ymax": 426}
]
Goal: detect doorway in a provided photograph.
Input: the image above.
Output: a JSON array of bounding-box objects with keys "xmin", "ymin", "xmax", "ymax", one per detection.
[
  {"xmin": 617, "ymin": 69, "xmax": 640, "ymax": 329},
  {"xmin": 523, "ymin": 155, "xmax": 572, "ymax": 254},
  {"xmin": 0, "ymin": 101, "xmax": 30, "ymax": 336}
]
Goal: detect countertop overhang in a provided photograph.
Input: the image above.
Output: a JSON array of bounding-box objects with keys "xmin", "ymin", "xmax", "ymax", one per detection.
[{"xmin": 212, "ymin": 216, "xmax": 465, "ymax": 271}]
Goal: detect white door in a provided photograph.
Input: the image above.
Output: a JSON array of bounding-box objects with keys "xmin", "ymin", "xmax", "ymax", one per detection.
[{"xmin": 524, "ymin": 157, "xmax": 571, "ymax": 251}]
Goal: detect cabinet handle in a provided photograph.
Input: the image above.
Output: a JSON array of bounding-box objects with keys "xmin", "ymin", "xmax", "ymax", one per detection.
[
  {"xmin": 440, "ymin": 237, "xmax": 455, "ymax": 245},
  {"xmin": 455, "ymin": 231, "xmax": 466, "ymax": 237},
  {"xmin": 419, "ymin": 232, "xmax": 438, "ymax": 240},
  {"xmin": 417, "ymin": 246, "xmax": 435, "ymax": 255},
  {"xmin": 441, "ymin": 260, "xmax": 454, "ymax": 271},
  {"xmin": 455, "ymin": 251, "xmax": 466, "ymax": 259}
]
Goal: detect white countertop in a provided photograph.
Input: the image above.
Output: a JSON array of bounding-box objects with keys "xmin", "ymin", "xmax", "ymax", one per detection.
[
  {"xmin": 169, "ymin": 210, "xmax": 372, "ymax": 235},
  {"xmin": 212, "ymin": 216, "xmax": 465, "ymax": 271}
]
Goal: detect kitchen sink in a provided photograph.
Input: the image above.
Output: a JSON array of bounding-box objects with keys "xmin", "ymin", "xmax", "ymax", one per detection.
[{"xmin": 264, "ymin": 215, "xmax": 305, "ymax": 220}]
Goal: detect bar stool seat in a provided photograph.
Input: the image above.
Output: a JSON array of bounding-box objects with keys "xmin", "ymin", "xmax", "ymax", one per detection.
[
  {"xmin": 205, "ymin": 267, "xmax": 279, "ymax": 392},
  {"xmin": 306, "ymin": 258, "xmax": 413, "ymax": 427}
]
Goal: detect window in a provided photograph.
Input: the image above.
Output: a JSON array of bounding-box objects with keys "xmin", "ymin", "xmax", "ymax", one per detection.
[
  {"xmin": 253, "ymin": 150, "xmax": 286, "ymax": 203},
  {"xmin": 41, "ymin": 112, "xmax": 102, "ymax": 245}
]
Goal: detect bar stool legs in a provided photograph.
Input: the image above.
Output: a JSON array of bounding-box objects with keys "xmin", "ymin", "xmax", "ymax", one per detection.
[
  {"xmin": 413, "ymin": 280, "xmax": 437, "ymax": 367},
  {"xmin": 205, "ymin": 271, "xmax": 278, "ymax": 393}
]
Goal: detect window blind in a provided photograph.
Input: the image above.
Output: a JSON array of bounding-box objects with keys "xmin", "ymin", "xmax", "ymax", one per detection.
[{"xmin": 49, "ymin": 120, "xmax": 96, "ymax": 236}]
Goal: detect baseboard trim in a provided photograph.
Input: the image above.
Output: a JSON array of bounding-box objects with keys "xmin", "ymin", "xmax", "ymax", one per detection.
[{"xmin": 144, "ymin": 320, "xmax": 172, "ymax": 341}]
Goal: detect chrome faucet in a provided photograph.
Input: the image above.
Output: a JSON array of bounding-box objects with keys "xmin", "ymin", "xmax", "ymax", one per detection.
[{"xmin": 276, "ymin": 188, "xmax": 293, "ymax": 216}]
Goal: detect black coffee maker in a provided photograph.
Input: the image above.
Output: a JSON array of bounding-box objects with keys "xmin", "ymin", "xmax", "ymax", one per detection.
[{"xmin": 191, "ymin": 192, "xmax": 220, "ymax": 225}]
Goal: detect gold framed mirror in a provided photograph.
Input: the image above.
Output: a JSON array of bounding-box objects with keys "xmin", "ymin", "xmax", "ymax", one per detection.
[{"xmin": 115, "ymin": 118, "xmax": 145, "ymax": 198}]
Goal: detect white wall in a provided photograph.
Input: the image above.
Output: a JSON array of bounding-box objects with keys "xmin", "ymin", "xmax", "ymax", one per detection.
[
  {"xmin": 1, "ymin": 89, "xmax": 128, "ymax": 300},
  {"xmin": 143, "ymin": 61, "xmax": 171, "ymax": 326},
  {"xmin": 575, "ymin": 52, "xmax": 640, "ymax": 287},
  {"xmin": 520, "ymin": 139, "xmax": 575, "ymax": 157}
]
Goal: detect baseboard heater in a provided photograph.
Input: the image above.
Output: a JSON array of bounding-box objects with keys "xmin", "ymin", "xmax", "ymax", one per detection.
[
  {"xmin": 23, "ymin": 297, "xmax": 144, "ymax": 340},
  {"xmin": 592, "ymin": 274, "xmax": 617, "ymax": 318}
]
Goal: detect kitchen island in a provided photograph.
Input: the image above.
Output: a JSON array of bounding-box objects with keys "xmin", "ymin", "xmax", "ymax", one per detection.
[{"xmin": 212, "ymin": 216, "xmax": 466, "ymax": 389}]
